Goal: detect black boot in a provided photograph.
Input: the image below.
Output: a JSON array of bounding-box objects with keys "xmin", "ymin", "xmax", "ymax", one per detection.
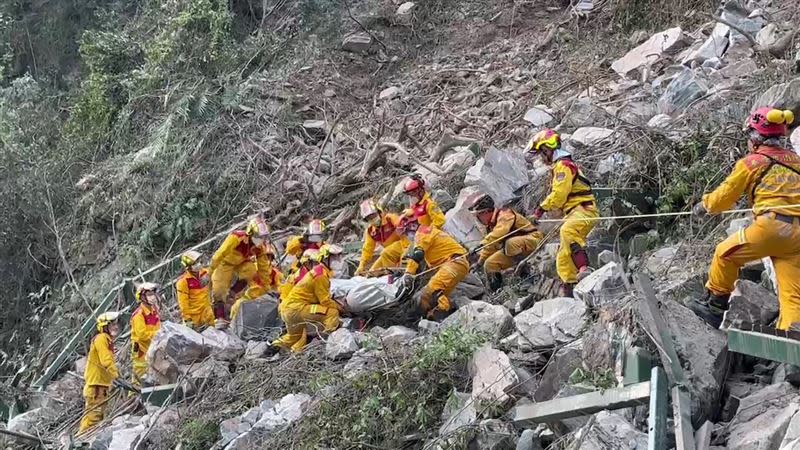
[
  {"xmin": 488, "ymin": 273, "xmax": 503, "ymax": 293},
  {"xmin": 688, "ymin": 292, "xmax": 729, "ymax": 329},
  {"xmin": 558, "ymin": 283, "xmax": 575, "ymax": 298},
  {"xmin": 263, "ymin": 344, "xmax": 281, "ymax": 357}
]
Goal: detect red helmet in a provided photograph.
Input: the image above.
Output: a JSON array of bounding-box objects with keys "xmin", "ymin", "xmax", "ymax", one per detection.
[
  {"xmin": 403, "ymin": 175, "xmax": 425, "ymax": 194},
  {"xmin": 396, "ymin": 215, "xmax": 420, "ymax": 234},
  {"xmin": 745, "ymin": 107, "xmax": 794, "ymax": 138}
]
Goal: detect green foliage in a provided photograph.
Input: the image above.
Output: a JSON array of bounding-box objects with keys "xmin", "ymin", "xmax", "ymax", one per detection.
[
  {"xmin": 656, "ymin": 138, "xmax": 726, "ymax": 213},
  {"xmin": 569, "ymin": 367, "xmax": 617, "ymax": 390},
  {"xmin": 179, "ymin": 419, "xmax": 220, "ymax": 450}
]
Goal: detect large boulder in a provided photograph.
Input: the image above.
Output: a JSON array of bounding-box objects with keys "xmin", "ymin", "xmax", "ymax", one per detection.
[
  {"xmin": 147, "ymin": 321, "xmax": 211, "ymax": 384},
  {"xmin": 574, "ymin": 262, "xmax": 626, "ymax": 307},
  {"xmin": 464, "ymin": 147, "xmax": 529, "ymax": 206},
  {"xmin": 754, "ymin": 78, "xmax": 800, "ymax": 117},
  {"xmin": 658, "ymin": 68, "xmax": 708, "ymax": 115},
  {"xmin": 380, "ymin": 325, "xmax": 418, "ymax": 347},
  {"xmin": 7, "ymin": 408, "xmax": 45, "ymax": 435},
  {"xmin": 231, "ymin": 295, "xmax": 281, "ymax": 341},
  {"xmin": 682, "ymin": 22, "xmax": 730, "ymax": 65},
  {"xmin": 508, "ymin": 298, "xmax": 586, "ymax": 350},
  {"xmin": 469, "ymin": 345, "xmax": 520, "ymax": 417},
  {"xmin": 450, "ymin": 272, "xmax": 486, "ymax": 300},
  {"xmin": 727, "ymin": 383, "xmax": 800, "ymax": 450},
  {"xmin": 533, "ymin": 340, "xmax": 583, "ymax": 402},
  {"xmin": 444, "ymin": 186, "xmax": 484, "ymax": 244},
  {"xmin": 201, "ymin": 328, "xmax": 245, "ymax": 361},
  {"xmin": 572, "ymin": 411, "xmax": 647, "ymax": 450},
  {"xmin": 523, "ymin": 106, "xmax": 555, "ymax": 126},
  {"xmin": 441, "ymin": 301, "xmax": 514, "ymax": 343},
  {"xmin": 325, "ymin": 328, "xmax": 360, "ymax": 360},
  {"xmin": 611, "ymin": 27, "xmax": 687, "ymax": 78},
  {"xmin": 439, "ymin": 390, "xmax": 478, "ymax": 440},
  {"xmin": 568, "ymin": 127, "xmax": 614, "ymax": 148},
  {"xmin": 722, "ymin": 279, "xmax": 779, "ymax": 329}
]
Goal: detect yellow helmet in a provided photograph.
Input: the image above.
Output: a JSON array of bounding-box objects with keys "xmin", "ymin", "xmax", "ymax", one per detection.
[
  {"xmin": 96, "ymin": 311, "xmax": 120, "ymax": 333},
  {"xmin": 300, "ymin": 248, "xmax": 320, "ymax": 264},
  {"xmin": 135, "ymin": 282, "xmax": 159, "ymax": 302},
  {"xmin": 181, "ymin": 250, "xmax": 202, "ymax": 268},
  {"xmin": 526, "ymin": 129, "xmax": 561, "ymax": 154},
  {"xmin": 245, "ymin": 217, "xmax": 270, "ymax": 238},
  {"xmin": 314, "ymin": 244, "xmax": 343, "ymax": 262}
]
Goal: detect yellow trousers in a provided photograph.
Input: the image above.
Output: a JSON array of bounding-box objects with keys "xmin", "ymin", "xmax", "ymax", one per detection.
[
  {"xmin": 273, "ymin": 304, "xmax": 340, "ymax": 352},
  {"xmin": 131, "ymin": 356, "xmax": 147, "ymax": 389},
  {"xmin": 420, "ymin": 258, "xmax": 470, "ymax": 316},
  {"xmin": 707, "ymin": 214, "xmax": 800, "ymax": 330},
  {"xmin": 483, "ymin": 233, "xmax": 543, "ymax": 274},
  {"xmin": 211, "ymin": 262, "xmax": 261, "ymax": 304},
  {"xmin": 368, "ymin": 240, "xmax": 409, "ymax": 275},
  {"xmin": 183, "ymin": 306, "xmax": 215, "ymax": 329},
  {"xmin": 79, "ymin": 386, "xmax": 109, "ymax": 433},
  {"xmin": 557, "ymin": 205, "xmax": 598, "ymax": 284}
]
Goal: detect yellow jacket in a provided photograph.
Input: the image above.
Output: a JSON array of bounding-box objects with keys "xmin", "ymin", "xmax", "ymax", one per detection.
[
  {"xmin": 703, "ymin": 146, "xmax": 800, "ymax": 216},
  {"xmin": 83, "ymin": 332, "xmax": 118, "ymax": 392},
  {"xmin": 357, "ymin": 213, "xmax": 409, "ymax": 272},
  {"xmin": 281, "ymin": 264, "xmax": 336, "ymax": 312},
  {"xmin": 210, "ymin": 231, "xmax": 271, "ymax": 270},
  {"xmin": 279, "ymin": 266, "xmax": 311, "ymax": 300},
  {"xmin": 478, "ymin": 209, "xmax": 539, "ymax": 263},
  {"xmin": 176, "ymin": 269, "xmax": 211, "ymax": 320},
  {"xmin": 406, "ymin": 192, "xmax": 446, "ymax": 228},
  {"xmin": 285, "ymin": 236, "xmax": 323, "ymax": 259},
  {"xmin": 130, "ymin": 303, "xmax": 161, "ymax": 360},
  {"xmin": 540, "ymin": 158, "xmax": 595, "ymax": 213},
  {"xmin": 405, "ymin": 226, "xmax": 467, "ymax": 275}
]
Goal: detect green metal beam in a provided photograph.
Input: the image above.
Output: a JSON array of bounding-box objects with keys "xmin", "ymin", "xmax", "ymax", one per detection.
[
  {"xmin": 141, "ymin": 384, "xmax": 179, "ymax": 407},
  {"xmin": 727, "ymin": 328, "xmax": 800, "ymax": 365},
  {"xmin": 624, "ymin": 347, "xmax": 653, "ymax": 385},
  {"xmin": 648, "ymin": 367, "xmax": 668, "ymax": 450}
]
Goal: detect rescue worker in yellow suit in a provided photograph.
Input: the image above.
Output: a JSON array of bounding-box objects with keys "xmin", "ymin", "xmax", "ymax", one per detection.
[
  {"xmin": 279, "ymin": 248, "xmax": 319, "ymax": 301},
  {"xmin": 79, "ymin": 312, "xmax": 121, "ymax": 433},
  {"xmin": 175, "ymin": 251, "xmax": 214, "ymax": 330},
  {"xmin": 231, "ymin": 243, "xmax": 283, "ymax": 319},
  {"xmin": 284, "ymin": 219, "xmax": 327, "ymax": 272},
  {"xmin": 690, "ymin": 107, "xmax": 800, "ymax": 330},
  {"xmin": 468, "ymin": 194, "xmax": 543, "ymax": 292},
  {"xmin": 395, "ymin": 216, "xmax": 469, "ymax": 321},
  {"xmin": 269, "ymin": 244, "xmax": 344, "ymax": 353},
  {"xmin": 209, "ymin": 217, "xmax": 272, "ymax": 329},
  {"xmin": 355, "ymin": 199, "xmax": 410, "ymax": 277},
  {"xmin": 130, "ymin": 282, "xmax": 161, "ymax": 389},
  {"xmin": 526, "ymin": 129, "xmax": 598, "ymax": 298},
  {"xmin": 402, "ymin": 174, "xmax": 447, "ymax": 228}
]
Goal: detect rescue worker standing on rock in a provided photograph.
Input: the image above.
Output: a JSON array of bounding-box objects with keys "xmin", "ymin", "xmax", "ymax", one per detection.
[
  {"xmin": 79, "ymin": 312, "xmax": 121, "ymax": 433},
  {"xmin": 526, "ymin": 129, "xmax": 598, "ymax": 298},
  {"xmin": 403, "ymin": 174, "xmax": 446, "ymax": 228},
  {"xmin": 690, "ymin": 107, "xmax": 800, "ymax": 330},
  {"xmin": 355, "ymin": 199, "xmax": 410, "ymax": 277},
  {"xmin": 468, "ymin": 194, "xmax": 543, "ymax": 292},
  {"xmin": 284, "ymin": 219, "xmax": 327, "ymax": 271},
  {"xmin": 175, "ymin": 251, "xmax": 214, "ymax": 330},
  {"xmin": 270, "ymin": 244, "xmax": 344, "ymax": 353},
  {"xmin": 130, "ymin": 282, "xmax": 161, "ymax": 389},
  {"xmin": 396, "ymin": 216, "xmax": 469, "ymax": 321},
  {"xmin": 209, "ymin": 217, "xmax": 272, "ymax": 328}
]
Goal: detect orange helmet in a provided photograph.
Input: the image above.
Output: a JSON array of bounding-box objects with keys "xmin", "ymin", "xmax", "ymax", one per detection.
[
  {"xmin": 745, "ymin": 107, "xmax": 794, "ymax": 138},
  {"xmin": 526, "ymin": 129, "xmax": 561, "ymax": 154}
]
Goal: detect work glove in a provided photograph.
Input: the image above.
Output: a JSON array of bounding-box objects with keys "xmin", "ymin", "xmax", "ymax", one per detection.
[
  {"xmin": 531, "ymin": 207, "xmax": 545, "ymax": 224},
  {"xmin": 692, "ymin": 202, "xmax": 707, "ymax": 217}
]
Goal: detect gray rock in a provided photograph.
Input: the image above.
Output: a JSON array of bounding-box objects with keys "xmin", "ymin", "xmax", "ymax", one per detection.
[
  {"xmin": 302, "ymin": 119, "xmax": 326, "ymax": 130},
  {"xmin": 225, "ymin": 431, "xmax": 259, "ymax": 450},
  {"xmin": 569, "ymin": 127, "xmax": 615, "ymax": 147},
  {"xmin": 754, "ymin": 78, "xmax": 800, "ymax": 116},
  {"xmin": 342, "ymin": 33, "xmax": 372, "ymax": 53},
  {"xmin": 596, "ymin": 153, "xmax": 633, "ymax": 178},
  {"xmin": 105, "ymin": 425, "xmax": 146, "ymax": 450},
  {"xmin": 396, "ymin": 2, "xmax": 415, "ymax": 16},
  {"xmin": 644, "ymin": 246, "xmax": 678, "ymax": 275},
  {"xmin": 611, "ymin": 27, "xmax": 687, "ymax": 77},
  {"xmin": 792, "ymin": 127, "xmax": 800, "ymax": 152},
  {"xmin": 515, "ymin": 429, "xmax": 543, "ymax": 450},
  {"xmin": 231, "ymin": 295, "xmax": 281, "ymax": 341},
  {"xmin": 598, "ymin": 250, "xmax": 620, "ymax": 266},
  {"xmin": 780, "ymin": 408, "xmax": 800, "ymax": 449},
  {"xmin": 343, "ymin": 349, "xmax": 384, "ymax": 379},
  {"xmin": 561, "ymin": 99, "xmax": 605, "ymax": 128},
  {"xmin": 511, "ymin": 298, "xmax": 586, "ymax": 350},
  {"xmin": 325, "ymin": 328, "xmax": 360, "ymax": 360},
  {"xmin": 629, "ymin": 230, "xmax": 658, "ymax": 257},
  {"xmin": 147, "ymin": 321, "xmax": 211, "ymax": 384},
  {"xmin": 470, "ymin": 419, "xmax": 517, "ymax": 450},
  {"xmin": 444, "ymin": 186, "xmax": 484, "ymax": 244},
  {"xmin": 219, "ymin": 407, "xmax": 261, "ymax": 443},
  {"xmin": 573, "ymin": 411, "xmax": 647, "ymax": 450},
  {"xmin": 722, "ymin": 279, "xmax": 779, "ymax": 329},
  {"xmin": 253, "ymin": 393, "xmax": 311, "ymax": 431},
  {"xmin": 756, "ymin": 23, "xmax": 781, "ymax": 48},
  {"xmin": 647, "ymin": 113, "xmax": 672, "ymax": 130},
  {"xmin": 245, "ymin": 341, "xmax": 270, "ymax": 360},
  {"xmin": 466, "ymin": 147, "xmax": 529, "ymax": 206},
  {"xmin": 574, "ymin": 262, "xmax": 626, "ymax": 307},
  {"xmin": 728, "ymin": 383, "xmax": 800, "ymax": 450},
  {"xmin": 450, "ymin": 272, "xmax": 487, "ymax": 300},
  {"xmin": 381, "ymin": 325, "xmax": 418, "ymax": 347},
  {"xmin": 534, "ymin": 340, "xmax": 583, "ymax": 402},
  {"xmin": 510, "ymin": 365, "xmax": 539, "ymax": 398},
  {"xmin": 439, "ymin": 390, "xmax": 478, "ymax": 440},
  {"xmin": 187, "ymin": 358, "xmax": 230, "ymax": 382},
  {"xmin": 379, "ymin": 86, "xmax": 401, "ymax": 100},
  {"xmin": 683, "ymin": 22, "xmax": 730, "ymax": 65},
  {"xmin": 201, "ymin": 328, "xmax": 246, "ymax": 361},
  {"xmin": 658, "ymin": 68, "xmax": 708, "ymax": 115},
  {"xmin": 441, "ymin": 301, "xmax": 514, "ymax": 343},
  {"xmin": 523, "ymin": 106, "xmax": 554, "ymax": 126},
  {"xmin": 469, "ymin": 345, "xmax": 519, "ymax": 417},
  {"xmin": 7, "ymin": 408, "xmax": 44, "ymax": 435},
  {"xmin": 418, "ymin": 319, "xmax": 441, "ymax": 335}
]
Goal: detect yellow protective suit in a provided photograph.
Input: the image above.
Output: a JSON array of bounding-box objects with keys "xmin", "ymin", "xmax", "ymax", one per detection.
[
  {"xmin": 130, "ymin": 304, "xmax": 160, "ymax": 388},
  {"xmin": 273, "ymin": 264, "xmax": 340, "ymax": 352},
  {"xmin": 479, "ymin": 209, "xmax": 543, "ymax": 274},
  {"xmin": 540, "ymin": 158, "xmax": 598, "ymax": 284},
  {"xmin": 210, "ymin": 231, "xmax": 273, "ymax": 306},
  {"xmin": 279, "ymin": 266, "xmax": 311, "ymax": 301},
  {"xmin": 405, "ymin": 226, "xmax": 469, "ymax": 316},
  {"xmin": 284, "ymin": 236, "xmax": 324, "ymax": 272},
  {"xmin": 407, "ymin": 192, "xmax": 446, "ymax": 228},
  {"xmin": 356, "ymin": 212, "xmax": 410, "ymax": 276},
  {"xmin": 176, "ymin": 268, "xmax": 214, "ymax": 329},
  {"xmin": 80, "ymin": 332, "xmax": 119, "ymax": 432},
  {"xmin": 231, "ymin": 265, "xmax": 282, "ymax": 319},
  {"xmin": 702, "ymin": 146, "xmax": 800, "ymax": 330}
]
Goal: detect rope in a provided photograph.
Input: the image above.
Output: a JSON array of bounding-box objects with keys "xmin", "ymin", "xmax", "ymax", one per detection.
[{"xmin": 537, "ymin": 203, "xmax": 800, "ymax": 224}]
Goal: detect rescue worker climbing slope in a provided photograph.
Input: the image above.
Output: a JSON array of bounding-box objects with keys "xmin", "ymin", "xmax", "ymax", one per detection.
[
  {"xmin": 469, "ymin": 194, "xmax": 543, "ymax": 292},
  {"xmin": 284, "ymin": 219, "xmax": 327, "ymax": 272},
  {"xmin": 79, "ymin": 312, "xmax": 121, "ymax": 433},
  {"xmin": 403, "ymin": 174, "xmax": 446, "ymax": 228},
  {"xmin": 355, "ymin": 199, "xmax": 410, "ymax": 277},
  {"xmin": 209, "ymin": 217, "xmax": 272, "ymax": 328},
  {"xmin": 526, "ymin": 129, "xmax": 597, "ymax": 297},
  {"xmin": 230, "ymin": 243, "xmax": 282, "ymax": 319},
  {"xmin": 271, "ymin": 244, "xmax": 344, "ymax": 353},
  {"xmin": 690, "ymin": 107, "xmax": 800, "ymax": 330},
  {"xmin": 130, "ymin": 282, "xmax": 161, "ymax": 389},
  {"xmin": 175, "ymin": 251, "xmax": 214, "ymax": 330},
  {"xmin": 396, "ymin": 216, "xmax": 468, "ymax": 321}
]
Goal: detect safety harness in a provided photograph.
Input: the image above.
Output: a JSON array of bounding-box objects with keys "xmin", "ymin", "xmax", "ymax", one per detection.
[
  {"xmin": 559, "ymin": 158, "xmax": 594, "ymax": 199},
  {"xmin": 750, "ymin": 152, "xmax": 800, "ymax": 206}
]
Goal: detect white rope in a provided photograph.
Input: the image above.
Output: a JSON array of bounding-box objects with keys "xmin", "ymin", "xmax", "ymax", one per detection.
[{"xmin": 537, "ymin": 203, "xmax": 800, "ymax": 224}]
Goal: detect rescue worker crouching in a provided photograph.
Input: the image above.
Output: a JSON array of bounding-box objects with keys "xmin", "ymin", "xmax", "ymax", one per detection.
[
  {"xmin": 690, "ymin": 107, "xmax": 800, "ymax": 330},
  {"xmin": 355, "ymin": 199, "xmax": 410, "ymax": 277},
  {"xmin": 395, "ymin": 216, "xmax": 469, "ymax": 321},
  {"xmin": 209, "ymin": 216, "xmax": 273, "ymax": 329},
  {"xmin": 525, "ymin": 129, "xmax": 597, "ymax": 298},
  {"xmin": 402, "ymin": 174, "xmax": 446, "ymax": 228},
  {"xmin": 130, "ymin": 282, "xmax": 162, "ymax": 389},
  {"xmin": 284, "ymin": 219, "xmax": 327, "ymax": 272},
  {"xmin": 230, "ymin": 242, "xmax": 283, "ymax": 320},
  {"xmin": 79, "ymin": 312, "xmax": 121, "ymax": 433},
  {"xmin": 269, "ymin": 244, "xmax": 344, "ymax": 354},
  {"xmin": 468, "ymin": 194, "xmax": 543, "ymax": 292},
  {"xmin": 279, "ymin": 248, "xmax": 319, "ymax": 302},
  {"xmin": 175, "ymin": 250, "xmax": 214, "ymax": 331}
]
